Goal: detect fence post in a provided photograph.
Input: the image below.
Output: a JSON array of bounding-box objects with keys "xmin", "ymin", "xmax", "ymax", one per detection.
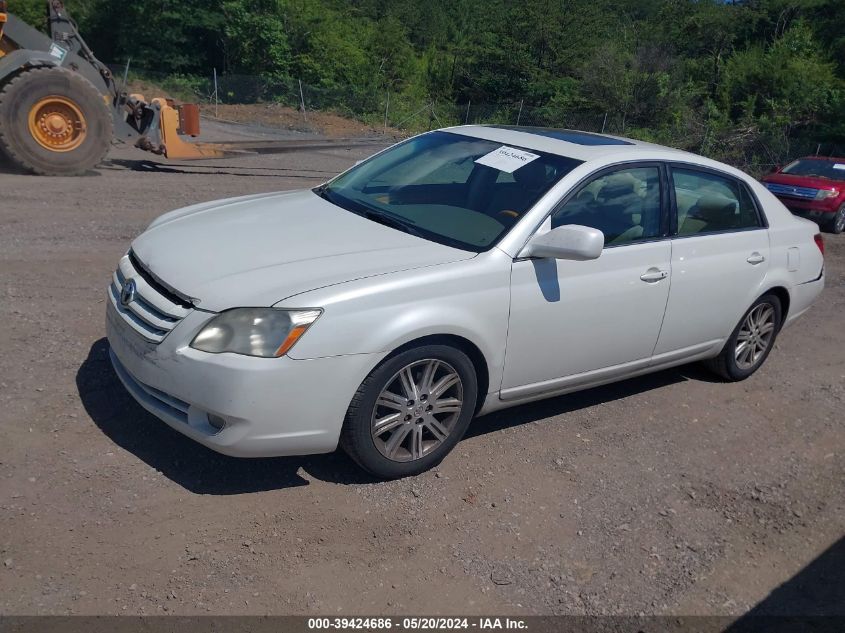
[
  {"xmin": 601, "ymin": 112, "xmax": 608, "ymax": 133},
  {"xmin": 213, "ymin": 67, "xmax": 219, "ymax": 117},
  {"xmin": 121, "ymin": 58, "xmax": 131, "ymax": 97},
  {"xmin": 298, "ymin": 79, "xmax": 307, "ymax": 123},
  {"xmin": 516, "ymin": 100, "xmax": 524, "ymax": 125},
  {"xmin": 465, "ymin": 100, "xmax": 471, "ymax": 125},
  {"xmin": 384, "ymin": 90, "xmax": 390, "ymax": 136}
]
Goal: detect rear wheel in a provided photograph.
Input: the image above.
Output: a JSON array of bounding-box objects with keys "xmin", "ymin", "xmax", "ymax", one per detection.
[
  {"xmin": 704, "ymin": 294, "xmax": 782, "ymax": 381},
  {"xmin": 0, "ymin": 67, "xmax": 112, "ymax": 176},
  {"xmin": 829, "ymin": 204, "xmax": 845, "ymax": 235},
  {"xmin": 340, "ymin": 345, "xmax": 478, "ymax": 479}
]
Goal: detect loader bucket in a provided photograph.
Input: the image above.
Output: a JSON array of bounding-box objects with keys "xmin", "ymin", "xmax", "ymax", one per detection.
[{"xmin": 151, "ymin": 98, "xmax": 227, "ymax": 159}]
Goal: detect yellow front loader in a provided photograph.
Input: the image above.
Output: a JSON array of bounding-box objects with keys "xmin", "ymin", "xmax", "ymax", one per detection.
[
  {"xmin": 0, "ymin": 1, "xmax": 222, "ymax": 175},
  {"xmin": 0, "ymin": 1, "xmax": 385, "ymax": 175}
]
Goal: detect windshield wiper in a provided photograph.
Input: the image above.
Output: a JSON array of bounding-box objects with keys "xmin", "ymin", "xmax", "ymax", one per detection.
[
  {"xmin": 315, "ymin": 185, "xmax": 425, "ymax": 238},
  {"xmin": 360, "ymin": 209, "xmax": 425, "ymax": 238}
]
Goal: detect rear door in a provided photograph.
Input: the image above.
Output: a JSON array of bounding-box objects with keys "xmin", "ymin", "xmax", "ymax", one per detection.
[{"xmin": 653, "ymin": 165, "xmax": 770, "ymax": 357}]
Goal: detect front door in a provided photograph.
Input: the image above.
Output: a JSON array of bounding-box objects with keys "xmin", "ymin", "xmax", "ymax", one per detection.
[{"xmin": 501, "ymin": 164, "xmax": 672, "ymax": 397}]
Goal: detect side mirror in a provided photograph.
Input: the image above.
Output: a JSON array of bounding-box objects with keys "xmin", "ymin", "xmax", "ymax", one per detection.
[{"xmin": 520, "ymin": 225, "xmax": 604, "ymax": 261}]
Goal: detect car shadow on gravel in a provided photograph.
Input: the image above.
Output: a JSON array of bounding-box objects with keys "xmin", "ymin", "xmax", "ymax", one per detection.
[
  {"xmin": 79, "ymin": 338, "xmax": 727, "ymax": 494},
  {"xmin": 467, "ymin": 363, "xmax": 720, "ymax": 439},
  {"xmin": 76, "ymin": 339, "xmax": 378, "ymax": 495}
]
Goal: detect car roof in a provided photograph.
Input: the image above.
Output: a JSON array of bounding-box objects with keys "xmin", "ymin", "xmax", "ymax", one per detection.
[{"xmin": 443, "ymin": 124, "xmax": 698, "ymax": 163}]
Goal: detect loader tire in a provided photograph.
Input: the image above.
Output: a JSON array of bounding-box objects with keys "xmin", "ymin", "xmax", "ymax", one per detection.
[{"xmin": 0, "ymin": 66, "xmax": 112, "ymax": 176}]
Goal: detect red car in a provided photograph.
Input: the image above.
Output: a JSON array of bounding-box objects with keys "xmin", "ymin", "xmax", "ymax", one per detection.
[{"xmin": 761, "ymin": 156, "xmax": 845, "ymax": 234}]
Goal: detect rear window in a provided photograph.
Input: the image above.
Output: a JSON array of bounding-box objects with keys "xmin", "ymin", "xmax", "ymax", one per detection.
[{"xmin": 672, "ymin": 168, "xmax": 762, "ymax": 235}]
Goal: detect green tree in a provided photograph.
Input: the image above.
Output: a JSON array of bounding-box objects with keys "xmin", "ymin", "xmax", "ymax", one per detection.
[{"xmin": 221, "ymin": 0, "xmax": 290, "ymax": 76}]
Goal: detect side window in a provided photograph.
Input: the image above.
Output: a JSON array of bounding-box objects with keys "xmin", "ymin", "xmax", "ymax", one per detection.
[
  {"xmin": 551, "ymin": 166, "xmax": 662, "ymax": 246},
  {"xmin": 672, "ymin": 168, "xmax": 762, "ymax": 235}
]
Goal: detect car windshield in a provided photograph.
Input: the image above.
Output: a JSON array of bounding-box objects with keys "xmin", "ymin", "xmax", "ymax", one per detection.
[
  {"xmin": 781, "ymin": 158, "xmax": 845, "ymax": 182},
  {"xmin": 317, "ymin": 131, "xmax": 582, "ymax": 251}
]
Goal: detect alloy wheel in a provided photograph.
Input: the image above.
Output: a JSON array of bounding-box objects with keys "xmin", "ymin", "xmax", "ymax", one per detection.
[
  {"xmin": 371, "ymin": 359, "xmax": 464, "ymax": 462},
  {"xmin": 734, "ymin": 302, "xmax": 777, "ymax": 370}
]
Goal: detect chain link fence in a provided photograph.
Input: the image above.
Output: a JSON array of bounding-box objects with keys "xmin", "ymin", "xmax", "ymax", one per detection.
[{"xmin": 117, "ymin": 66, "xmax": 844, "ymax": 177}]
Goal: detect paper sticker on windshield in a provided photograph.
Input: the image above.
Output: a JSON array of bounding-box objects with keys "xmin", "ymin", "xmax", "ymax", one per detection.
[
  {"xmin": 475, "ymin": 145, "xmax": 540, "ymax": 173},
  {"xmin": 833, "ymin": 164, "xmax": 845, "ymax": 171}
]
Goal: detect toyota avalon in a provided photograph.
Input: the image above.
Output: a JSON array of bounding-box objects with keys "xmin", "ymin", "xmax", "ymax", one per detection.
[{"xmin": 106, "ymin": 126, "xmax": 825, "ymax": 478}]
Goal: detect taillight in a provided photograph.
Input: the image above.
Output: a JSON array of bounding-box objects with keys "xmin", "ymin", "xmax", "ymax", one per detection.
[{"xmin": 814, "ymin": 233, "xmax": 825, "ymax": 256}]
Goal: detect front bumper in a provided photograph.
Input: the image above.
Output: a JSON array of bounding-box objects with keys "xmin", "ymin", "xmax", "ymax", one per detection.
[
  {"xmin": 106, "ymin": 300, "xmax": 385, "ymax": 457},
  {"xmin": 788, "ymin": 207, "xmax": 834, "ymax": 222},
  {"xmin": 775, "ymin": 198, "xmax": 839, "ymax": 223}
]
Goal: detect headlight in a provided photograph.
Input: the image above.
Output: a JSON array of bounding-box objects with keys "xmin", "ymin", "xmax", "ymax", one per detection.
[
  {"xmin": 191, "ymin": 308, "xmax": 322, "ymax": 358},
  {"xmin": 816, "ymin": 189, "xmax": 839, "ymax": 200}
]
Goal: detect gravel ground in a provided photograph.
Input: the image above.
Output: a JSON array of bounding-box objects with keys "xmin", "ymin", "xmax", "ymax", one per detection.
[{"xmin": 0, "ymin": 138, "xmax": 843, "ymax": 617}]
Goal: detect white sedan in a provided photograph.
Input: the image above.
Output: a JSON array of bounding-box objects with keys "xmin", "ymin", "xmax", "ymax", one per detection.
[{"xmin": 106, "ymin": 126, "xmax": 825, "ymax": 478}]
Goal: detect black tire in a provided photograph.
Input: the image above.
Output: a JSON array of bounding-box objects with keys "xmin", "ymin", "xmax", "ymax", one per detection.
[
  {"xmin": 828, "ymin": 204, "xmax": 845, "ymax": 234},
  {"xmin": 0, "ymin": 67, "xmax": 112, "ymax": 176},
  {"xmin": 340, "ymin": 344, "xmax": 478, "ymax": 479},
  {"xmin": 703, "ymin": 293, "xmax": 782, "ymax": 381}
]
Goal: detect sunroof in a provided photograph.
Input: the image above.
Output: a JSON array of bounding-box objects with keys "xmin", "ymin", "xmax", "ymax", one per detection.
[{"xmin": 489, "ymin": 126, "xmax": 634, "ymax": 146}]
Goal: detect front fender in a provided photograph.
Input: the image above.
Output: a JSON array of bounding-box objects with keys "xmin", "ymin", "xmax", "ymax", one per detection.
[
  {"xmin": 282, "ymin": 249, "xmax": 513, "ymax": 395},
  {"xmin": 0, "ymin": 50, "xmax": 59, "ymax": 84}
]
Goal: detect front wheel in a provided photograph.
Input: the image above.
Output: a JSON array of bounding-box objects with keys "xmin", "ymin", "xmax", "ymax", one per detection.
[
  {"xmin": 704, "ymin": 294, "xmax": 782, "ymax": 381},
  {"xmin": 340, "ymin": 345, "xmax": 478, "ymax": 479},
  {"xmin": 0, "ymin": 67, "xmax": 113, "ymax": 176},
  {"xmin": 829, "ymin": 204, "xmax": 845, "ymax": 235}
]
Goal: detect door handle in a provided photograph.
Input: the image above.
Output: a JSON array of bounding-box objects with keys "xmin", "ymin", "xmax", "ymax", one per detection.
[
  {"xmin": 747, "ymin": 252, "xmax": 766, "ymax": 265},
  {"xmin": 640, "ymin": 269, "xmax": 669, "ymax": 283}
]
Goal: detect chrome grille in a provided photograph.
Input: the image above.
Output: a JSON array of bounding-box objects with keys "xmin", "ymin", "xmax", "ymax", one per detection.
[
  {"xmin": 108, "ymin": 253, "xmax": 192, "ymax": 343},
  {"xmin": 764, "ymin": 182, "xmax": 818, "ymax": 200}
]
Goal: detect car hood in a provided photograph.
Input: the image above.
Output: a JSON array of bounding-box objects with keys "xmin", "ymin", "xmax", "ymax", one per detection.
[
  {"xmin": 131, "ymin": 189, "xmax": 474, "ymax": 312},
  {"xmin": 762, "ymin": 173, "xmax": 845, "ymax": 190}
]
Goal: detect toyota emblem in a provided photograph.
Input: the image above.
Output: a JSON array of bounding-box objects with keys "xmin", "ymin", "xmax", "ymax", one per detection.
[{"xmin": 120, "ymin": 279, "xmax": 137, "ymax": 307}]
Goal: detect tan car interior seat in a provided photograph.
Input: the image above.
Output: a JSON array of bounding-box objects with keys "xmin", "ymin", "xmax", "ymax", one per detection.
[{"xmin": 681, "ymin": 193, "xmax": 739, "ymax": 234}]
